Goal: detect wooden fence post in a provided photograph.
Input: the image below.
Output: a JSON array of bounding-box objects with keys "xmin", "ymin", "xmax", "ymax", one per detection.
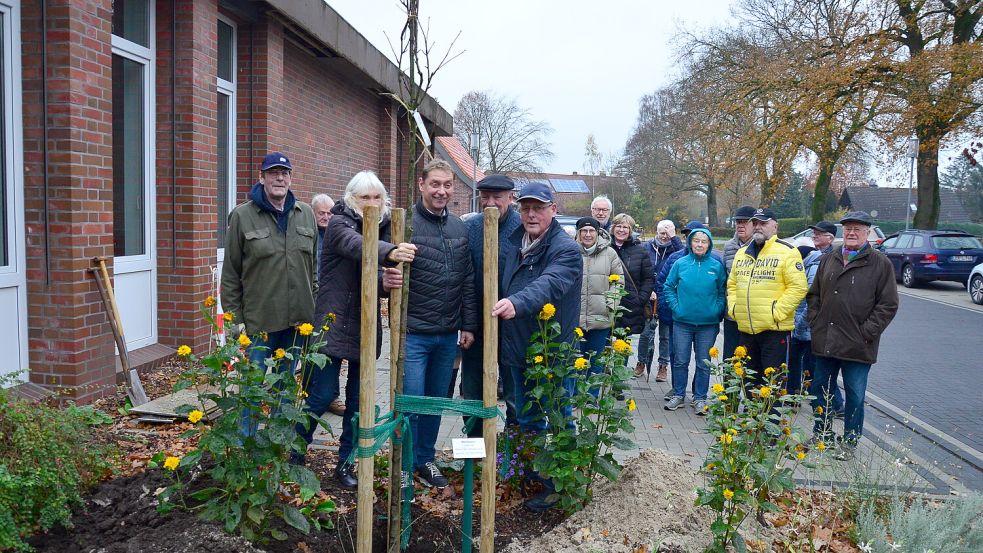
[
  {"xmin": 480, "ymin": 207, "xmax": 499, "ymax": 552},
  {"xmin": 357, "ymin": 205, "xmax": 380, "ymax": 553}
]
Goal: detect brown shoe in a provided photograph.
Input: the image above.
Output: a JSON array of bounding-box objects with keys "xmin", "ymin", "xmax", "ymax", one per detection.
[
  {"xmin": 655, "ymin": 364, "xmax": 668, "ymax": 383},
  {"xmin": 633, "ymin": 362, "xmax": 646, "ymax": 378},
  {"xmin": 328, "ymin": 399, "xmax": 345, "ymax": 416}
]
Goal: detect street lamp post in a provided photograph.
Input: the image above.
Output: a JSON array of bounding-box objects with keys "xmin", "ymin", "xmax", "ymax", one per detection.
[
  {"xmin": 905, "ymin": 137, "xmax": 918, "ymax": 230},
  {"xmin": 470, "ymin": 132, "xmax": 480, "ymax": 213}
]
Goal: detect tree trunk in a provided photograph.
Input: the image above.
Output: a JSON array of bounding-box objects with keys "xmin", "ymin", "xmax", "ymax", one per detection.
[
  {"xmin": 913, "ymin": 133, "xmax": 941, "ymax": 230},
  {"xmin": 811, "ymin": 160, "xmax": 834, "ymax": 223},
  {"xmin": 705, "ymin": 183, "xmax": 719, "ymax": 227}
]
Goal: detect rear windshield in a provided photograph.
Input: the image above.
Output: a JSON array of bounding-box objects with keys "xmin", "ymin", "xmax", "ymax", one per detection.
[{"xmin": 931, "ymin": 235, "xmax": 982, "ymax": 249}]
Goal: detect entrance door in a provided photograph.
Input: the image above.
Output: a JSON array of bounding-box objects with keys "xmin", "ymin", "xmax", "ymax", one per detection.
[
  {"xmin": 0, "ymin": 0, "xmax": 25, "ymax": 383},
  {"xmin": 111, "ymin": 1, "xmax": 156, "ymax": 350}
]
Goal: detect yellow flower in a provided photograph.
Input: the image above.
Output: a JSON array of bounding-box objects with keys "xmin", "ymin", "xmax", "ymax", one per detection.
[
  {"xmin": 238, "ymin": 333, "xmax": 251, "ymax": 347},
  {"xmin": 816, "ymin": 441, "xmax": 827, "ymax": 452},
  {"xmin": 815, "ymin": 406, "xmax": 824, "ymax": 415},
  {"xmin": 574, "ymin": 327, "xmax": 584, "ymax": 338},
  {"xmin": 539, "ymin": 303, "xmax": 556, "ymax": 320},
  {"xmin": 706, "ymin": 463, "xmax": 715, "ymax": 471},
  {"xmin": 274, "ymin": 348, "xmax": 286, "ymax": 359},
  {"xmin": 297, "ymin": 322, "xmax": 314, "ymax": 336},
  {"xmin": 759, "ymin": 386, "xmax": 772, "ymax": 399},
  {"xmin": 327, "ymin": 312, "xmax": 337, "ymax": 323},
  {"xmin": 719, "ymin": 433, "xmax": 734, "ymax": 445},
  {"xmin": 627, "ymin": 399, "xmax": 637, "ymax": 412},
  {"xmin": 546, "ymin": 373, "xmax": 553, "ymax": 380},
  {"xmin": 718, "ymin": 395, "xmax": 728, "ymax": 401},
  {"xmin": 723, "ymin": 489, "xmax": 734, "ymax": 501},
  {"xmin": 797, "ymin": 451, "xmax": 806, "ymax": 461},
  {"xmin": 222, "ymin": 311, "xmax": 234, "ymax": 322},
  {"xmin": 782, "ymin": 426, "xmax": 792, "ymax": 436},
  {"xmin": 176, "ymin": 345, "xmax": 192, "ymax": 357},
  {"xmin": 734, "ymin": 365, "xmax": 745, "ymax": 378},
  {"xmin": 574, "ymin": 357, "xmax": 589, "ymax": 370},
  {"xmin": 708, "ymin": 346, "xmax": 720, "ymax": 359},
  {"xmin": 779, "ymin": 388, "xmax": 788, "ymax": 397},
  {"xmin": 163, "ymin": 456, "xmax": 180, "ymax": 471},
  {"xmin": 734, "ymin": 345, "xmax": 747, "ymax": 358},
  {"xmin": 608, "ymin": 274, "xmax": 621, "ymax": 283},
  {"xmin": 534, "ymin": 355, "xmax": 544, "ymax": 364},
  {"xmin": 764, "ymin": 367, "xmax": 776, "ymax": 377},
  {"xmin": 322, "ymin": 324, "xmax": 330, "ymax": 331},
  {"xmin": 711, "ymin": 383, "xmax": 725, "ymax": 394},
  {"xmin": 187, "ymin": 410, "xmax": 204, "ymax": 424},
  {"xmin": 203, "ymin": 296, "xmax": 216, "ymax": 308},
  {"xmin": 727, "ymin": 428, "xmax": 738, "ymax": 435},
  {"xmin": 613, "ymin": 339, "xmax": 631, "ymax": 354}
]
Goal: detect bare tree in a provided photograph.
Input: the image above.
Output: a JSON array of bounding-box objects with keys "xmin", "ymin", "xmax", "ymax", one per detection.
[{"xmin": 454, "ymin": 90, "xmax": 555, "ymax": 173}]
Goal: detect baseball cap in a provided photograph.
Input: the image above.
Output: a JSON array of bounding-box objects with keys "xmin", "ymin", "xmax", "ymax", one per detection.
[
  {"xmin": 733, "ymin": 205, "xmax": 756, "ymax": 220},
  {"xmin": 750, "ymin": 207, "xmax": 776, "ymax": 222},
  {"xmin": 516, "ymin": 181, "xmax": 554, "ymax": 204},
  {"xmin": 840, "ymin": 210, "xmax": 873, "ymax": 226},
  {"xmin": 808, "ymin": 221, "xmax": 837, "ymax": 235},
  {"xmin": 476, "ymin": 174, "xmax": 515, "ymax": 191},
  {"xmin": 261, "ymin": 152, "xmax": 292, "ymax": 171}
]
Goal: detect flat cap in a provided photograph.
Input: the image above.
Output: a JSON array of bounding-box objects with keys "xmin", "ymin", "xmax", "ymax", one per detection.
[
  {"xmin": 840, "ymin": 210, "xmax": 873, "ymax": 226},
  {"xmin": 733, "ymin": 205, "xmax": 756, "ymax": 220},
  {"xmin": 808, "ymin": 221, "xmax": 837, "ymax": 235},
  {"xmin": 476, "ymin": 174, "xmax": 515, "ymax": 191}
]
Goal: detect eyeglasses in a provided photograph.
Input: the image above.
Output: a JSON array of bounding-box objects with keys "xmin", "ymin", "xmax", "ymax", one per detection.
[
  {"xmin": 518, "ymin": 203, "xmax": 553, "ymax": 214},
  {"xmin": 264, "ymin": 169, "xmax": 292, "ymax": 178},
  {"xmin": 592, "ymin": 207, "xmax": 610, "ymax": 213}
]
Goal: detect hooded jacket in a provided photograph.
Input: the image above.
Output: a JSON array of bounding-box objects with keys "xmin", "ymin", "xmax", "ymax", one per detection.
[
  {"xmin": 656, "ymin": 243, "xmax": 724, "ymax": 323},
  {"xmin": 726, "ymin": 235, "xmax": 808, "ymax": 334},
  {"xmin": 499, "ymin": 218, "xmax": 583, "ymax": 369},
  {"xmin": 611, "ymin": 236, "xmax": 654, "ymax": 334},
  {"xmin": 221, "ymin": 183, "xmax": 317, "ymax": 334},
  {"xmin": 663, "ymin": 229, "xmax": 727, "ymax": 326},
  {"xmin": 644, "ymin": 235, "xmax": 684, "ymax": 277},
  {"xmin": 578, "ymin": 230, "xmax": 625, "ymax": 331}
]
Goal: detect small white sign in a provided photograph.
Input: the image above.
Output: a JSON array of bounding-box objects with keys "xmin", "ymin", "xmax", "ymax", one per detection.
[{"xmin": 452, "ymin": 438, "xmax": 486, "ymax": 459}]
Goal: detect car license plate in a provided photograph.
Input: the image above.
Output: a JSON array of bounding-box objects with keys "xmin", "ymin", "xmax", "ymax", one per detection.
[{"xmin": 951, "ymin": 255, "xmax": 974, "ymax": 262}]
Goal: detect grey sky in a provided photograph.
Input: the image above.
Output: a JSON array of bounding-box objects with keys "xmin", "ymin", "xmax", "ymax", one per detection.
[{"xmin": 329, "ymin": 0, "xmax": 735, "ymax": 175}]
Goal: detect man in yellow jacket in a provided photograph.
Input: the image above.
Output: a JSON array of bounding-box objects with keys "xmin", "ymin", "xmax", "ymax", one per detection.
[{"xmin": 726, "ymin": 208, "xmax": 808, "ymax": 392}]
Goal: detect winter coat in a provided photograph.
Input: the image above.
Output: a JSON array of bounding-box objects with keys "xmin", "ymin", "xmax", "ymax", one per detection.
[
  {"xmin": 611, "ymin": 236, "xmax": 654, "ymax": 334},
  {"xmin": 221, "ymin": 183, "xmax": 317, "ymax": 334},
  {"xmin": 663, "ymin": 229, "xmax": 726, "ymax": 326},
  {"xmin": 499, "ymin": 219, "xmax": 583, "ymax": 369},
  {"xmin": 315, "ymin": 200, "xmax": 397, "ymax": 362},
  {"xmin": 656, "ymin": 246, "xmax": 723, "ymax": 323},
  {"xmin": 807, "ymin": 246, "xmax": 899, "ymax": 364},
  {"xmin": 723, "ymin": 235, "xmax": 750, "ymax": 275},
  {"xmin": 466, "ymin": 206, "xmax": 524, "ymax": 336},
  {"xmin": 726, "ymin": 235, "xmax": 808, "ymax": 334},
  {"xmin": 643, "ymin": 236, "xmax": 684, "ymax": 278},
  {"xmin": 407, "ymin": 201, "xmax": 479, "ymax": 334},
  {"xmin": 792, "ymin": 249, "xmax": 823, "ymax": 341},
  {"xmin": 578, "ymin": 231, "xmax": 625, "ymax": 331}
]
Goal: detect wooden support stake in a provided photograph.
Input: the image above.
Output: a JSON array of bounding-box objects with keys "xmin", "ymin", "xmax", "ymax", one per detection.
[
  {"xmin": 387, "ymin": 208, "xmax": 405, "ymax": 549},
  {"xmin": 480, "ymin": 207, "xmax": 500, "ymax": 552},
  {"xmin": 357, "ymin": 205, "xmax": 380, "ymax": 553}
]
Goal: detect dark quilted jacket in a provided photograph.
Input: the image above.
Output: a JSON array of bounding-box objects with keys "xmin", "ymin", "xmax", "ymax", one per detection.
[
  {"xmin": 407, "ymin": 201, "xmax": 479, "ymax": 334},
  {"xmin": 612, "ymin": 237, "xmax": 654, "ymax": 334}
]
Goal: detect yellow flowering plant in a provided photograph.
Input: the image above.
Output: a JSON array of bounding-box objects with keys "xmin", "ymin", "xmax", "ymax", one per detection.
[
  {"xmin": 522, "ymin": 280, "xmax": 636, "ymax": 514},
  {"xmin": 162, "ymin": 299, "xmax": 336, "ymax": 542},
  {"xmin": 697, "ymin": 346, "xmax": 814, "ymax": 553}
]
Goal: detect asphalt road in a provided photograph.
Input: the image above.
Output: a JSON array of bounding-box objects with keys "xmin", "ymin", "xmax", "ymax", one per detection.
[{"xmin": 865, "ymin": 282, "xmax": 983, "ymax": 491}]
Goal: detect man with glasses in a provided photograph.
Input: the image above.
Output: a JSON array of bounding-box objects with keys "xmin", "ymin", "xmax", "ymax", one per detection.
[
  {"xmin": 493, "ymin": 181, "xmax": 582, "ymax": 512},
  {"xmin": 590, "ymin": 195, "xmax": 613, "ymax": 231},
  {"xmin": 807, "ymin": 211, "xmax": 898, "ymax": 460},
  {"xmin": 221, "ymin": 152, "xmax": 318, "ymax": 435}
]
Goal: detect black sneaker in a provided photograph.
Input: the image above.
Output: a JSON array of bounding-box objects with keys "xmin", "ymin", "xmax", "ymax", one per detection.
[
  {"xmin": 416, "ymin": 461, "xmax": 448, "ymax": 488},
  {"xmin": 523, "ymin": 489, "xmax": 558, "ymax": 512},
  {"xmin": 335, "ymin": 462, "xmax": 357, "ymax": 489}
]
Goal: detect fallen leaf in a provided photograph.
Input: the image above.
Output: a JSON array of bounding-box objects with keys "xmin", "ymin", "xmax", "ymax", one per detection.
[{"xmin": 651, "ymin": 423, "xmax": 664, "ymax": 429}]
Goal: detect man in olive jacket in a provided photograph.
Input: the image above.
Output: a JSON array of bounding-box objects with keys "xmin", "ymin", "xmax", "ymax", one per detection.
[
  {"xmin": 221, "ymin": 152, "xmax": 317, "ymax": 435},
  {"xmin": 807, "ymin": 211, "xmax": 898, "ymax": 459}
]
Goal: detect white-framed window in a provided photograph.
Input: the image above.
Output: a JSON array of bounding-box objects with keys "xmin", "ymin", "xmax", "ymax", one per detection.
[{"xmin": 216, "ymin": 16, "xmax": 236, "ymax": 250}]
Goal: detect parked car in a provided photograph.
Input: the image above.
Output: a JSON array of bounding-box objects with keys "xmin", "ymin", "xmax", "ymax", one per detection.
[
  {"xmin": 786, "ymin": 223, "xmax": 885, "ymax": 249},
  {"xmin": 969, "ymin": 263, "xmax": 983, "ymax": 305},
  {"xmin": 878, "ymin": 229, "xmax": 983, "ymax": 288},
  {"xmin": 555, "ymin": 215, "xmax": 580, "ymax": 237}
]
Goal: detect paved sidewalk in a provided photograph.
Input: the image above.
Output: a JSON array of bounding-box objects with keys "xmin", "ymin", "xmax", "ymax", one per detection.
[{"xmin": 309, "ymin": 326, "xmax": 970, "ymax": 497}]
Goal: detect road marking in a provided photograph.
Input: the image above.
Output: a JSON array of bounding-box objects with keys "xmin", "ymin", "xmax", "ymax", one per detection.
[
  {"xmin": 898, "ymin": 290, "xmax": 983, "ymax": 314},
  {"xmin": 866, "ymin": 390, "xmax": 983, "ymax": 466}
]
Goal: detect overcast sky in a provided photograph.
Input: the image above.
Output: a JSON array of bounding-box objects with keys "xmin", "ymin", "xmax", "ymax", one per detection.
[{"xmin": 329, "ymin": 0, "xmax": 735, "ymax": 175}]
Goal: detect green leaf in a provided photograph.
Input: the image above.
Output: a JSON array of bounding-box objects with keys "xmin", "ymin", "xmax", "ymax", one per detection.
[
  {"xmin": 594, "ymin": 456, "xmax": 621, "ymax": 480},
  {"xmin": 731, "ymin": 531, "xmax": 747, "ymax": 553},
  {"xmin": 289, "ymin": 465, "xmax": 321, "ymax": 502},
  {"xmin": 282, "ymin": 504, "xmax": 310, "ymax": 534},
  {"xmin": 179, "ymin": 449, "xmax": 202, "ymax": 468},
  {"xmin": 188, "ymin": 487, "xmax": 222, "ymax": 501},
  {"xmin": 246, "ymin": 505, "xmax": 264, "ymax": 525},
  {"xmin": 608, "ymin": 434, "xmax": 636, "ymax": 451},
  {"xmin": 307, "ymin": 352, "xmax": 327, "ymax": 369},
  {"xmin": 269, "ymin": 528, "xmax": 288, "ymax": 541}
]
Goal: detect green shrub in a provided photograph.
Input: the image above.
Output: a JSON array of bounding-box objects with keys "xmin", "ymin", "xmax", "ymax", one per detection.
[
  {"xmin": 0, "ymin": 385, "xmax": 114, "ymax": 551},
  {"xmin": 709, "ymin": 226, "xmax": 733, "ymax": 239},
  {"xmin": 875, "ymin": 220, "xmax": 983, "ymax": 236},
  {"xmin": 777, "ymin": 217, "xmax": 812, "ymax": 237},
  {"xmin": 854, "ymin": 493, "xmax": 983, "ymax": 552}
]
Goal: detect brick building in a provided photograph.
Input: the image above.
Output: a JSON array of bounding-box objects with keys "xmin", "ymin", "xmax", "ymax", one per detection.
[{"xmin": 1, "ymin": 0, "xmax": 452, "ymax": 401}]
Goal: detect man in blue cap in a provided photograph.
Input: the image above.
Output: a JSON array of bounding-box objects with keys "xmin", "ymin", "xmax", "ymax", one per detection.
[
  {"xmin": 492, "ymin": 180, "xmax": 582, "ymax": 512},
  {"xmin": 221, "ymin": 152, "xmax": 317, "ymax": 435}
]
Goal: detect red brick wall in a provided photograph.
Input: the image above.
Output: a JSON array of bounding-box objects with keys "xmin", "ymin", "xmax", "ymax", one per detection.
[{"xmin": 21, "ymin": 0, "xmax": 117, "ymax": 402}]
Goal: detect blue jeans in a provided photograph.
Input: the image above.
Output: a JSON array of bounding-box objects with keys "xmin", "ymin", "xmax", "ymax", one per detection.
[
  {"xmin": 791, "ymin": 338, "xmax": 843, "ymax": 410},
  {"xmin": 670, "ymin": 322, "xmax": 718, "ymax": 401},
  {"xmin": 296, "ymin": 356, "xmax": 360, "ymax": 464},
  {"xmin": 241, "ymin": 328, "xmax": 303, "ymax": 436},
  {"xmin": 579, "ymin": 328, "xmax": 610, "ymax": 397},
  {"xmin": 811, "ymin": 356, "xmax": 870, "ymax": 443},
  {"xmin": 404, "ymin": 332, "xmax": 458, "ymax": 467},
  {"xmin": 508, "ymin": 364, "xmax": 573, "ymax": 433}
]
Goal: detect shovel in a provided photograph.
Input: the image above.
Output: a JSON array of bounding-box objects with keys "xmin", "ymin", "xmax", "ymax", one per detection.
[{"xmin": 90, "ymin": 257, "xmax": 150, "ymax": 406}]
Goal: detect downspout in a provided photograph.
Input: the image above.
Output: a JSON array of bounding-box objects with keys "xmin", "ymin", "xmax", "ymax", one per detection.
[
  {"xmin": 171, "ymin": 0, "xmax": 177, "ymax": 265},
  {"xmin": 42, "ymin": 0, "xmax": 50, "ymax": 284}
]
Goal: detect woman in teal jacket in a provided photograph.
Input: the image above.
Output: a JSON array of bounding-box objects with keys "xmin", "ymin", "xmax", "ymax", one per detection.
[{"xmin": 662, "ymin": 228, "xmax": 726, "ymax": 414}]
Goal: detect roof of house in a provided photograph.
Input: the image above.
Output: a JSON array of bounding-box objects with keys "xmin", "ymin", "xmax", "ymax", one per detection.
[
  {"xmin": 506, "ymin": 171, "xmax": 624, "ymax": 195},
  {"xmin": 434, "ymin": 137, "xmax": 485, "ymax": 189},
  {"xmin": 839, "ymin": 186, "xmax": 970, "ymax": 223}
]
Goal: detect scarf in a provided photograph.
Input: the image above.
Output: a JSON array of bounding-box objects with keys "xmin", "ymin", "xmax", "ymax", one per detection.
[
  {"xmin": 521, "ymin": 232, "xmax": 545, "ymax": 258},
  {"xmin": 842, "ymin": 243, "xmax": 868, "ymax": 265}
]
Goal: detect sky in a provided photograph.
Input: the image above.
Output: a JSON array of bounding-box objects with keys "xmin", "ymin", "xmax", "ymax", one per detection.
[{"xmin": 329, "ymin": 0, "xmax": 736, "ymax": 175}]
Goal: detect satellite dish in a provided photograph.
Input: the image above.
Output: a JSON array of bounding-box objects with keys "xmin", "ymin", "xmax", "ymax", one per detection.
[{"xmin": 870, "ymin": 210, "xmax": 879, "ymax": 218}]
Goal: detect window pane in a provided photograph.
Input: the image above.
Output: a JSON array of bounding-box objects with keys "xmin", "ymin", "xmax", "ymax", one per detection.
[
  {"xmin": 217, "ymin": 93, "xmax": 230, "ymax": 248},
  {"xmin": 112, "ymin": 55, "xmax": 145, "ymax": 257},
  {"xmin": 218, "ymin": 20, "xmax": 233, "ymax": 82},
  {"xmin": 0, "ymin": 13, "xmax": 6, "ymax": 268},
  {"xmin": 112, "ymin": 0, "xmax": 149, "ymax": 47}
]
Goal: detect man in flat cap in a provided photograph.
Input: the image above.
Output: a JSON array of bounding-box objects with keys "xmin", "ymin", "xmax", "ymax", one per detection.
[
  {"xmin": 460, "ymin": 174, "xmax": 523, "ymax": 434},
  {"xmin": 807, "ymin": 211, "xmax": 898, "ymax": 460}
]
